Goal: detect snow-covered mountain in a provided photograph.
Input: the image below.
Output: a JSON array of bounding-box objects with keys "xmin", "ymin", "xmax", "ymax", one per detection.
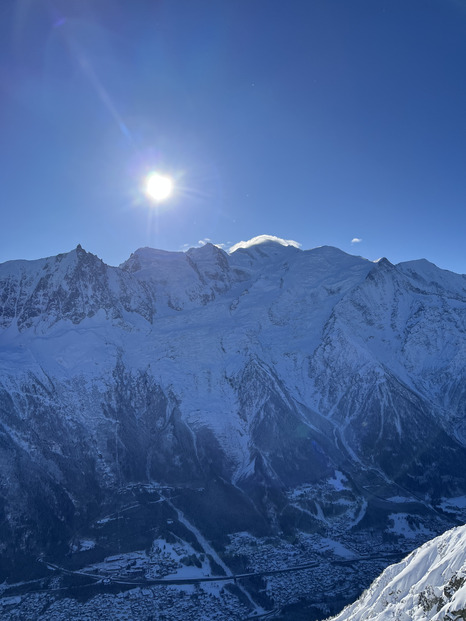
[
  {"xmin": 329, "ymin": 523, "xmax": 466, "ymax": 620},
  {"xmin": 0, "ymin": 236, "xmax": 465, "ymax": 618}
]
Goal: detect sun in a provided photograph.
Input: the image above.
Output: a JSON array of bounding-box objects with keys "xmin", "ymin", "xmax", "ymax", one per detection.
[{"xmin": 145, "ymin": 172, "xmax": 174, "ymax": 202}]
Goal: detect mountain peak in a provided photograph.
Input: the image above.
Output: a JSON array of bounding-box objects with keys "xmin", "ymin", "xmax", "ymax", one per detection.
[{"xmin": 374, "ymin": 257, "xmax": 393, "ymax": 268}]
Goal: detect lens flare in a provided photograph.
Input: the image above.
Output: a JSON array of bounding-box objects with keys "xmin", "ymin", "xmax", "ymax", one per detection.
[{"xmin": 146, "ymin": 173, "xmax": 174, "ymax": 202}]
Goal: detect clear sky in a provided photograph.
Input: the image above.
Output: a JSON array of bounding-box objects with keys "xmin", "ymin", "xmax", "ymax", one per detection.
[{"xmin": 1, "ymin": 0, "xmax": 465, "ymax": 273}]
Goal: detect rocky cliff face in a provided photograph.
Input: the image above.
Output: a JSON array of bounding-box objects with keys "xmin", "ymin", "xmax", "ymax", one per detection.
[
  {"xmin": 0, "ymin": 245, "xmax": 154, "ymax": 331},
  {"xmin": 0, "ymin": 238, "xmax": 465, "ymax": 615}
]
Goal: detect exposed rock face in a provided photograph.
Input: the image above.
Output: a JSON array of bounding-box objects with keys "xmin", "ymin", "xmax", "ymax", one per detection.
[
  {"xmin": 0, "ymin": 239, "xmax": 465, "ymax": 603},
  {"xmin": 0, "ymin": 245, "xmax": 154, "ymax": 331}
]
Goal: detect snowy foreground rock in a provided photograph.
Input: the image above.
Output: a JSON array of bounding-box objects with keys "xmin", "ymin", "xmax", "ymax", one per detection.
[
  {"xmin": 329, "ymin": 523, "xmax": 466, "ymax": 621},
  {"xmin": 0, "ymin": 236, "xmax": 465, "ymax": 619}
]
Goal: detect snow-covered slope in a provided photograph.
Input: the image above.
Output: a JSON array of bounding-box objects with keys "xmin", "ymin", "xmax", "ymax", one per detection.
[{"xmin": 329, "ymin": 524, "xmax": 466, "ymax": 620}]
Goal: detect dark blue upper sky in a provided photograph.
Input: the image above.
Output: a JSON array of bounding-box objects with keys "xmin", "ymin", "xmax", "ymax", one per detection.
[{"xmin": 1, "ymin": 0, "xmax": 465, "ymax": 272}]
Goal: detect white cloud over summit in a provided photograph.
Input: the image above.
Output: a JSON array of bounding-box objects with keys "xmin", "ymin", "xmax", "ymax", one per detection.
[{"xmin": 229, "ymin": 235, "xmax": 302, "ymax": 253}]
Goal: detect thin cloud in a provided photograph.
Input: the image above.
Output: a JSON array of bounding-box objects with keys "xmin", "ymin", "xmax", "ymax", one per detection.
[
  {"xmin": 197, "ymin": 238, "xmax": 213, "ymax": 246},
  {"xmin": 351, "ymin": 238, "xmax": 363, "ymax": 244}
]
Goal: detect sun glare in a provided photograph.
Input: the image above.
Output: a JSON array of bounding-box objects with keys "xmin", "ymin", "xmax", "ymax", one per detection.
[{"xmin": 146, "ymin": 172, "xmax": 174, "ymax": 202}]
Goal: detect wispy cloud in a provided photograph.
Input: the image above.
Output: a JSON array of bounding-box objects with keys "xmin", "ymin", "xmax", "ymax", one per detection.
[
  {"xmin": 198, "ymin": 238, "xmax": 214, "ymax": 247},
  {"xmin": 351, "ymin": 237, "xmax": 363, "ymax": 244}
]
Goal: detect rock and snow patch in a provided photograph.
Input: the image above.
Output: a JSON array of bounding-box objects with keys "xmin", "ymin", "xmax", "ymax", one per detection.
[
  {"xmin": 328, "ymin": 524, "xmax": 466, "ymax": 621},
  {"xmin": 70, "ymin": 539, "xmax": 96, "ymax": 553},
  {"xmin": 386, "ymin": 513, "xmax": 436, "ymax": 541},
  {"xmin": 328, "ymin": 470, "xmax": 349, "ymax": 491}
]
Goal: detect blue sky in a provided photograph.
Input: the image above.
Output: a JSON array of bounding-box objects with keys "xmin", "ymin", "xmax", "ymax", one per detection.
[{"xmin": 1, "ymin": 0, "xmax": 465, "ymax": 273}]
